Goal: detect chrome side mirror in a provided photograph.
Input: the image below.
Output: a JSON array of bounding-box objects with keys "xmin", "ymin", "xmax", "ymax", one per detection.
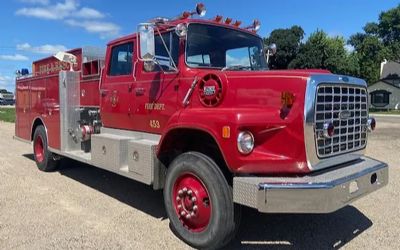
[
  {"xmin": 266, "ymin": 43, "xmax": 277, "ymax": 65},
  {"xmin": 138, "ymin": 23, "xmax": 156, "ymax": 72}
]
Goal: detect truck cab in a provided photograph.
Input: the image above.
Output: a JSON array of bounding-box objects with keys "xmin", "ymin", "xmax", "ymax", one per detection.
[{"xmin": 14, "ymin": 3, "xmax": 388, "ymax": 249}]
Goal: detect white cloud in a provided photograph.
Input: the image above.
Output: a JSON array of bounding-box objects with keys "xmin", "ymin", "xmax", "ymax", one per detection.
[
  {"xmin": 0, "ymin": 54, "xmax": 29, "ymax": 61},
  {"xmin": 0, "ymin": 74, "xmax": 15, "ymax": 92},
  {"xmin": 17, "ymin": 43, "xmax": 68, "ymax": 54},
  {"xmin": 19, "ymin": 0, "xmax": 49, "ymax": 5},
  {"xmin": 16, "ymin": 0, "xmax": 77, "ymax": 20},
  {"xmin": 16, "ymin": 0, "xmax": 120, "ymax": 38},
  {"xmin": 74, "ymin": 7, "xmax": 105, "ymax": 19},
  {"xmin": 65, "ymin": 19, "xmax": 120, "ymax": 38}
]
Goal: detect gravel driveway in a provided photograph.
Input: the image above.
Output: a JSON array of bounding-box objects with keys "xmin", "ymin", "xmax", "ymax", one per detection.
[{"xmin": 0, "ymin": 116, "xmax": 399, "ymax": 249}]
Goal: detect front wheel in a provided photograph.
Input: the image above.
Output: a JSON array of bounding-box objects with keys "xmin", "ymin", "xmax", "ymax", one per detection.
[
  {"xmin": 33, "ymin": 125, "xmax": 60, "ymax": 172},
  {"xmin": 164, "ymin": 152, "xmax": 239, "ymax": 249}
]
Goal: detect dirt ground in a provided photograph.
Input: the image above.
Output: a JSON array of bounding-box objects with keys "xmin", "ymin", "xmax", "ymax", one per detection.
[{"xmin": 0, "ymin": 116, "xmax": 399, "ymax": 249}]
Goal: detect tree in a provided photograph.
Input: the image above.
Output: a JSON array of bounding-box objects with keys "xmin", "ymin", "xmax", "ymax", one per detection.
[
  {"xmin": 264, "ymin": 26, "xmax": 304, "ymax": 69},
  {"xmin": 348, "ymin": 34, "xmax": 389, "ymax": 84},
  {"xmin": 346, "ymin": 5, "xmax": 400, "ymax": 85},
  {"xmin": 288, "ymin": 30, "xmax": 359, "ymax": 76}
]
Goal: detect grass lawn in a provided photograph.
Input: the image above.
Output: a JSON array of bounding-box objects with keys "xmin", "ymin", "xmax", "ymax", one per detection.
[{"xmin": 0, "ymin": 107, "xmax": 16, "ymax": 123}]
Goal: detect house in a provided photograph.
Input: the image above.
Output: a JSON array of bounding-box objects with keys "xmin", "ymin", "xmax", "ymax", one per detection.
[{"xmin": 368, "ymin": 60, "xmax": 400, "ymax": 110}]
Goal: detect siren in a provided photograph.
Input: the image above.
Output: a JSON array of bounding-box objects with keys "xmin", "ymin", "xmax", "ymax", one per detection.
[
  {"xmin": 244, "ymin": 19, "xmax": 261, "ymax": 32},
  {"xmin": 180, "ymin": 3, "xmax": 207, "ymax": 19}
]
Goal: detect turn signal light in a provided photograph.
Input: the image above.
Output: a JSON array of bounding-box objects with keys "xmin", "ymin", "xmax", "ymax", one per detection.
[
  {"xmin": 323, "ymin": 122, "xmax": 335, "ymax": 138},
  {"xmin": 367, "ymin": 117, "xmax": 376, "ymax": 132},
  {"xmin": 281, "ymin": 91, "xmax": 295, "ymax": 108},
  {"xmin": 222, "ymin": 126, "xmax": 231, "ymax": 139}
]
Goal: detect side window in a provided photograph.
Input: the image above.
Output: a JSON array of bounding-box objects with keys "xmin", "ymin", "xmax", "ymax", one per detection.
[
  {"xmin": 109, "ymin": 42, "xmax": 133, "ymax": 76},
  {"xmin": 187, "ymin": 54, "xmax": 211, "ymax": 66},
  {"xmin": 152, "ymin": 32, "xmax": 179, "ymax": 72}
]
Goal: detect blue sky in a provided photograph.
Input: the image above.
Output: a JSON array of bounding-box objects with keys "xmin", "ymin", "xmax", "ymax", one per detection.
[{"xmin": 0, "ymin": 0, "xmax": 399, "ymax": 91}]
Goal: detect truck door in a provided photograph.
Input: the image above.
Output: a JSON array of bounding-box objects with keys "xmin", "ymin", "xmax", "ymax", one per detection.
[
  {"xmin": 15, "ymin": 79, "xmax": 31, "ymax": 140},
  {"xmin": 100, "ymin": 41, "xmax": 135, "ymax": 130},
  {"xmin": 132, "ymin": 31, "xmax": 180, "ymax": 133}
]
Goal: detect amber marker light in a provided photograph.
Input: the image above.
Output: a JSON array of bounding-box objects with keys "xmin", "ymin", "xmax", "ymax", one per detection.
[
  {"xmin": 222, "ymin": 126, "xmax": 231, "ymax": 139},
  {"xmin": 281, "ymin": 91, "xmax": 295, "ymax": 108},
  {"xmin": 280, "ymin": 91, "xmax": 295, "ymax": 119}
]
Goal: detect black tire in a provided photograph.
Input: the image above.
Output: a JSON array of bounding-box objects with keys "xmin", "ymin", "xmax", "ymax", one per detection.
[
  {"xmin": 164, "ymin": 152, "xmax": 240, "ymax": 249},
  {"xmin": 33, "ymin": 125, "xmax": 60, "ymax": 172}
]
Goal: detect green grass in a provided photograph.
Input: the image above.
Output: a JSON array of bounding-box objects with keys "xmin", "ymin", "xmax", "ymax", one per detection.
[{"xmin": 0, "ymin": 107, "xmax": 16, "ymax": 123}]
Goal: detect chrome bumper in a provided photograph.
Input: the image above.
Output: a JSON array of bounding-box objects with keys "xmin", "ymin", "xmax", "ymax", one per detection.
[{"xmin": 233, "ymin": 156, "xmax": 388, "ymax": 213}]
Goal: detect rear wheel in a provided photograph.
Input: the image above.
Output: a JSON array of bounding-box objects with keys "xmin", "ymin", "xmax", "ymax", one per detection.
[
  {"xmin": 33, "ymin": 125, "xmax": 60, "ymax": 172},
  {"xmin": 164, "ymin": 152, "xmax": 240, "ymax": 249}
]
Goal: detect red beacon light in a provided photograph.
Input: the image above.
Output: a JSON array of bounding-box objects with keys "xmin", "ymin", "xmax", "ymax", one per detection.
[
  {"xmin": 214, "ymin": 15, "xmax": 223, "ymax": 23},
  {"xmin": 233, "ymin": 20, "xmax": 242, "ymax": 27},
  {"xmin": 224, "ymin": 18, "xmax": 232, "ymax": 25},
  {"xmin": 180, "ymin": 3, "xmax": 207, "ymax": 19}
]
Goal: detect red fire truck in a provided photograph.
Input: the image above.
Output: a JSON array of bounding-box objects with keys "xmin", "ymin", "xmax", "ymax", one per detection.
[{"xmin": 14, "ymin": 3, "xmax": 388, "ymax": 249}]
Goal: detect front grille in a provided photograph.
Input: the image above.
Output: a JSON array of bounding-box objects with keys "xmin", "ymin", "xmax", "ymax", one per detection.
[{"xmin": 315, "ymin": 85, "xmax": 368, "ymax": 158}]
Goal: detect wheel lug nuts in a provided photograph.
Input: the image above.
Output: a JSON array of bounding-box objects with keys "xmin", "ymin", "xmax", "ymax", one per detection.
[
  {"xmin": 187, "ymin": 190, "xmax": 193, "ymax": 196},
  {"xmin": 193, "ymin": 205, "xmax": 198, "ymax": 211},
  {"xmin": 182, "ymin": 187, "xmax": 188, "ymax": 193},
  {"xmin": 177, "ymin": 204, "xmax": 182, "ymax": 209},
  {"xmin": 191, "ymin": 197, "xmax": 197, "ymax": 202},
  {"xmin": 176, "ymin": 196, "xmax": 181, "ymax": 201},
  {"xmin": 185, "ymin": 214, "xmax": 191, "ymax": 219},
  {"xmin": 178, "ymin": 190, "xmax": 183, "ymax": 196},
  {"xmin": 190, "ymin": 212, "xmax": 195, "ymax": 217},
  {"xmin": 180, "ymin": 211, "xmax": 186, "ymax": 216}
]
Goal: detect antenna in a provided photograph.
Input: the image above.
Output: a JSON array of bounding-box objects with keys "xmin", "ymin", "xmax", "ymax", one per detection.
[{"xmin": 54, "ymin": 51, "xmax": 77, "ymax": 71}]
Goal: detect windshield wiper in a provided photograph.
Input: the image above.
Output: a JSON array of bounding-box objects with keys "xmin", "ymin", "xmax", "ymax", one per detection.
[{"xmin": 221, "ymin": 65, "xmax": 252, "ymax": 71}]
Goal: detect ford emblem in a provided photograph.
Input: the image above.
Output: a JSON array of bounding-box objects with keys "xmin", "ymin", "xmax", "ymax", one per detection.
[{"xmin": 339, "ymin": 110, "xmax": 351, "ymax": 120}]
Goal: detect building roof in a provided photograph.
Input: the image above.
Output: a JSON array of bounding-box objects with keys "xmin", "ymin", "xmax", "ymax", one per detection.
[{"xmin": 381, "ymin": 61, "xmax": 400, "ymax": 79}]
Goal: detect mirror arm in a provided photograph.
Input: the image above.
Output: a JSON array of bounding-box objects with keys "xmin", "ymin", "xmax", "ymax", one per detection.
[{"xmin": 155, "ymin": 27, "xmax": 178, "ymax": 71}]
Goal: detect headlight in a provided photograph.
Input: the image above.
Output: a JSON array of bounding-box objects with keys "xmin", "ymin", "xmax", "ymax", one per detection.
[{"xmin": 237, "ymin": 131, "xmax": 254, "ymax": 154}]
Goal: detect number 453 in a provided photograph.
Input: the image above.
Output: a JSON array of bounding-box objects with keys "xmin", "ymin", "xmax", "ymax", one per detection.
[{"xmin": 149, "ymin": 120, "xmax": 160, "ymax": 129}]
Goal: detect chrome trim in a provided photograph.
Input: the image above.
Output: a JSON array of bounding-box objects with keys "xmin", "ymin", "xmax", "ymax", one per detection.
[
  {"xmin": 304, "ymin": 74, "xmax": 368, "ymax": 170},
  {"xmin": 315, "ymin": 84, "xmax": 368, "ymax": 158},
  {"xmin": 233, "ymin": 156, "xmax": 388, "ymax": 213},
  {"xmin": 31, "ymin": 116, "xmax": 48, "ymax": 141}
]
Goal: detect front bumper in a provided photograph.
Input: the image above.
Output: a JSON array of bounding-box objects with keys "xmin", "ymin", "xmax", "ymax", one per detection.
[{"xmin": 233, "ymin": 156, "xmax": 388, "ymax": 213}]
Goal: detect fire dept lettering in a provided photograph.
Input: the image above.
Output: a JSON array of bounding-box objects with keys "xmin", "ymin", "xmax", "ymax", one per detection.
[
  {"xmin": 145, "ymin": 103, "xmax": 165, "ymax": 110},
  {"xmin": 38, "ymin": 61, "xmax": 70, "ymax": 75}
]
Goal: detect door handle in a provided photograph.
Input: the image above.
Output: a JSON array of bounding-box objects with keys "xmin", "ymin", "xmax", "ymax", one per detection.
[
  {"xmin": 135, "ymin": 88, "xmax": 145, "ymax": 96},
  {"xmin": 100, "ymin": 89, "xmax": 109, "ymax": 97}
]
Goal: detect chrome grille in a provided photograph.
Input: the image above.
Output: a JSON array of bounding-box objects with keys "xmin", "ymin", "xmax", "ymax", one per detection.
[{"xmin": 315, "ymin": 85, "xmax": 368, "ymax": 158}]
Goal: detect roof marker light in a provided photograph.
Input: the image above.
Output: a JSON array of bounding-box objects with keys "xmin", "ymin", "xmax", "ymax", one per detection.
[
  {"xmin": 214, "ymin": 15, "xmax": 223, "ymax": 22},
  {"xmin": 225, "ymin": 18, "xmax": 232, "ymax": 25},
  {"xmin": 233, "ymin": 20, "xmax": 242, "ymax": 27}
]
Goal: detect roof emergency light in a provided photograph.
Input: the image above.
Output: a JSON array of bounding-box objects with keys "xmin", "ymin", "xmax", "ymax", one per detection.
[
  {"xmin": 244, "ymin": 19, "xmax": 261, "ymax": 32},
  {"xmin": 181, "ymin": 3, "xmax": 207, "ymax": 19},
  {"xmin": 54, "ymin": 51, "xmax": 77, "ymax": 72}
]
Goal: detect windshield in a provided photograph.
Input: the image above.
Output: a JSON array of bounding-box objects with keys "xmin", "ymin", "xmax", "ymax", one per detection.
[{"xmin": 186, "ymin": 24, "xmax": 267, "ymax": 71}]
